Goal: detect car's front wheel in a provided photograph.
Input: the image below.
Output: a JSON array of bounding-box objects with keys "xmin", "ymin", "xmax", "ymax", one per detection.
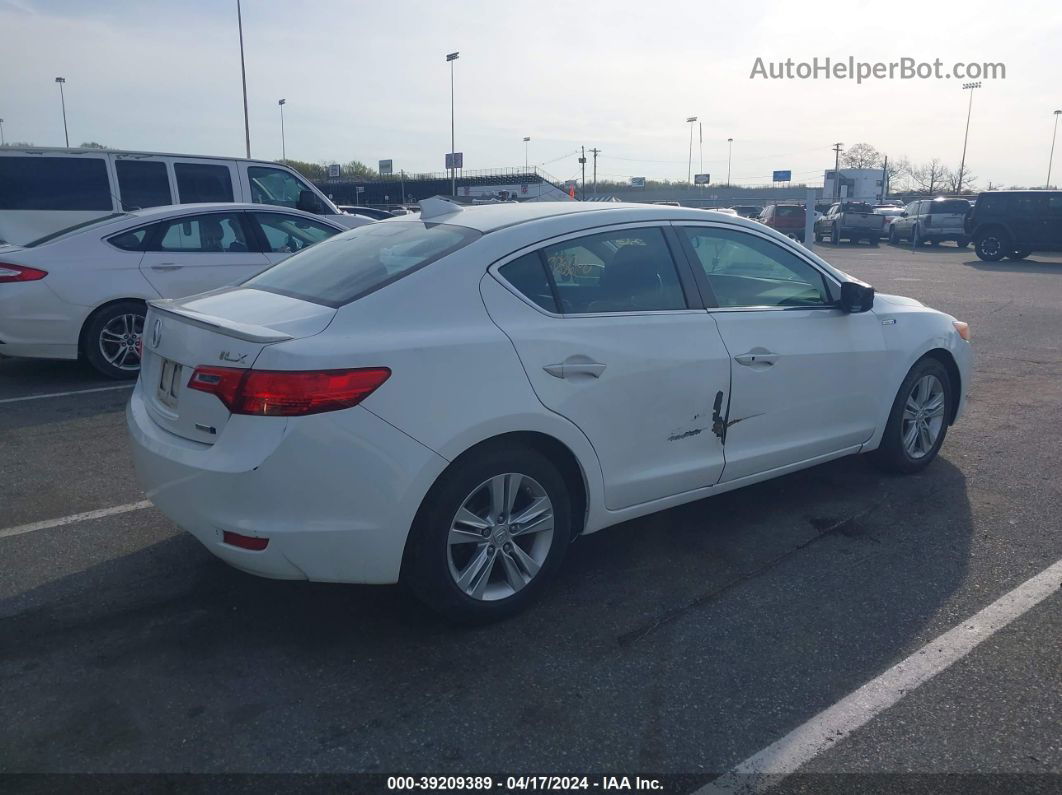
[
  {"xmin": 975, "ymin": 229, "xmax": 1009, "ymax": 261},
  {"xmin": 873, "ymin": 357, "xmax": 952, "ymax": 474},
  {"xmin": 81, "ymin": 300, "xmax": 146, "ymax": 379},
  {"xmin": 404, "ymin": 443, "xmax": 572, "ymax": 623}
]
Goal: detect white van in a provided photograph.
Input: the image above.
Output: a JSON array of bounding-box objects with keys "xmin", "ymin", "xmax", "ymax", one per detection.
[{"xmin": 0, "ymin": 147, "xmax": 360, "ymax": 245}]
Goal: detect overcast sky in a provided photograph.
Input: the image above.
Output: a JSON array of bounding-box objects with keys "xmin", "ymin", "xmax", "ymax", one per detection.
[{"xmin": 2, "ymin": 0, "xmax": 1060, "ymax": 187}]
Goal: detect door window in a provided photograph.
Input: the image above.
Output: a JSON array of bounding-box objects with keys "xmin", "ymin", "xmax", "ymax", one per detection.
[
  {"xmin": 174, "ymin": 163, "xmax": 234, "ymax": 203},
  {"xmin": 115, "ymin": 160, "xmax": 171, "ymax": 210},
  {"xmin": 154, "ymin": 213, "xmax": 248, "ymax": 252},
  {"xmin": 108, "ymin": 225, "xmax": 153, "ymax": 251},
  {"xmin": 682, "ymin": 227, "xmax": 830, "ymax": 308},
  {"xmin": 538, "ymin": 227, "xmax": 686, "ymax": 314},
  {"xmin": 498, "ymin": 252, "xmax": 559, "ymax": 313},
  {"xmin": 253, "ymin": 212, "xmax": 338, "ymax": 253},
  {"xmin": 248, "ymin": 166, "xmax": 313, "ymax": 209}
]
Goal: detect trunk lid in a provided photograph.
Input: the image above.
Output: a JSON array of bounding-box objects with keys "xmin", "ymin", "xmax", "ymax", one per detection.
[{"xmin": 141, "ymin": 287, "xmax": 335, "ymax": 443}]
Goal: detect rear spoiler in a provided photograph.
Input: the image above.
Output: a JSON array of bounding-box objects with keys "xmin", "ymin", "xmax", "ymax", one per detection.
[{"xmin": 148, "ymin": 300, "xmax": 294, "ymax": 344}]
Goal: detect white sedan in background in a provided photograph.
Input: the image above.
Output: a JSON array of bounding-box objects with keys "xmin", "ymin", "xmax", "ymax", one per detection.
[
  {"xmin": 0, "ymin": 203, "xmax": 351, "ymax": 378},
  {"xmin": 128, "ymin": 199, "xmax": 972, "ymax": 622}
]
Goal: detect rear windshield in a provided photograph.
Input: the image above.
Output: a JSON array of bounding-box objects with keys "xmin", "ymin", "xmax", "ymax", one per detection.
[
  {"xmin": 843, "ymin": 202, "xmax": 874, "ymax": 213},
  {"xmin": 245, "ymin": 221, "xmax": 481, "ymax": 307},
  {"xmin": 928, "ymin": 200, "xmax": 971, "ymax": 214},
  {"xmin": 775, "ymin": 206, "xmax": 803, "ymax": 218}
]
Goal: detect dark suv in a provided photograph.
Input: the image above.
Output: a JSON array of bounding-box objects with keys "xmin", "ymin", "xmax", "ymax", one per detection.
[{"xmin": 966, "ymin": 190, "xmax": 1062, "ymax": 261}]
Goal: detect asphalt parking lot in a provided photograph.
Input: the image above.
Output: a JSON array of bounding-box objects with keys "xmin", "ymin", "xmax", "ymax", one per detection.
[{"xmin": 2, "ymin": 242, "xmax": 1060, "ymax": 789}]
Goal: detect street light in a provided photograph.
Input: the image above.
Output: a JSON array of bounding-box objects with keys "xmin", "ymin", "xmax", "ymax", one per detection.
[
  {"xmin": 727, "ymin": 137, "xmax": 734, "ymax": 187},
  {"xmin": 446, "ymin": 51, "xmax": 459, "ymax": 197},
  {"xmin": 278, "ymin": 99, "xmax": 287, "ymax": 161},
  {"xmin": 956, "ymin": 81, "xmax": 981, "ymax": 195},
  {"xmin": 686, "ymin": 116, "xmax": 698, "ymax": 184},
  {"xmin": 54, "ymin": 77, "xmax": 69, "ymax": 147},
  {"xmin": 523, "ymin": 136, "xmax": 531, "ymax": 172},
  {"xmin": 1046, "ymin": 109, "xmax": 1062, "ymax": 189},
  {"xmin": 0, "ymin": 118, "xmax": 5, "ymax": 147},
  {"xmin": 237, "ymin": 0, "xmax": 251, "ymax": 158}
]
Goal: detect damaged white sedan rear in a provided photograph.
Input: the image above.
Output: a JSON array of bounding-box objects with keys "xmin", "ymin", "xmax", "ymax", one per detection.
[{"xmin": 128, "ymin": 199, "xmax": 972, "ymax": 622}]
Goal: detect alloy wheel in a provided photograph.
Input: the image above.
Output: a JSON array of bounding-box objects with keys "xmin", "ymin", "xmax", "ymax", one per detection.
[
  {"xmin": 447, "ymin": 473, "xmax": 555, "ymax": 601},
  {"xmin": 98, "ymin": 313, "xmax": 144, "ymax": 372},
  {"xmin": 901, "ymin": 374, "xmax": 946, "ymax": 459}
]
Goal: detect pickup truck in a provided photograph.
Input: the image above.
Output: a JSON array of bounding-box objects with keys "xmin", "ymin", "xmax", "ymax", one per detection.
[{"xmin": 813, "ymin": 201, "xmax": 885, "ymax": 245}]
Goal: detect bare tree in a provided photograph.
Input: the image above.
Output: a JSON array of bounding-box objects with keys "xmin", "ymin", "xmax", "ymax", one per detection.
[
  {"xmin": 945, "ymin": 167, "xmax": 977, "ymax": 194},
  {"xmin": 882, "ymin": 155, "xmax": 911, "ymax": 192},
  {"xmin": 908, "ymin": 159, "xmax": 951, "ymax": 195},
  {"xmin": 841, "ymin": 142, "xmax": 883, "ymax": 169}
]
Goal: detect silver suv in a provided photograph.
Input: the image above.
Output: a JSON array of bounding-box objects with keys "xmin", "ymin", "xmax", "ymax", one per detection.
[{"xmin": 889, "ymin": 197, "xmax": 972, "ymax": 248}]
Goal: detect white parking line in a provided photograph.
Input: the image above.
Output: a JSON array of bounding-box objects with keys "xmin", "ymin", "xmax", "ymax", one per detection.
[
  {"xmin": 0, "ymin": 500, "xmax": 153, "ymax": 540},
  {"xmin": 699, "ymin": 556, "xmax": 1062, "ymax": 794},
  {"xmin": 0, "ymin": 384, "xmax": 135, "ymax": 405}
]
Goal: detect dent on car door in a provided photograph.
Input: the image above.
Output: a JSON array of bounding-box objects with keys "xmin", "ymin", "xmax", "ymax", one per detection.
[
  {"xmin": 678, "ymin": 224, "xmax": 888, "ymax": 482},
  {"xmin": 480, "ymin": 225, "xmax": 732, "ymax": 511}
]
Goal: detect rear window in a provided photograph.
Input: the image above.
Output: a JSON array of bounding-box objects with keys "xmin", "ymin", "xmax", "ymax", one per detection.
[
  {"xmin": 245, "ymin": 221, "xmax": 481, "ymax": 307},
  {"xmin": 775, "ymin": 206, "xmax": 803, "ymax": 218},
  {"xmin": 843, "ymin": 202, "xmax": 874, "ymax": 213},
  {"xmin": 928, "ymin": 200, "xmax": 970, "ymax": 214},
  {"xmin": 0, "ymin": 156, "xmax": 112, "ymax": 211}
]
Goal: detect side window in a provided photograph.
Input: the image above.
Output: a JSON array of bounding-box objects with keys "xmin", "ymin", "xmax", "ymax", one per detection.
[
  {"xmin": 539, "ymin": 227, "xmax": 686, "ymax": 314},
  {"xmin": 253, "ymin": 213, "xmax": 338, "ymax": 253},
  {"xmin": 498, "ymin": 252, "xmax": 558, "ymax": 313},
  {"xmin": 682, "ymin": 227, "xmax": 830, "ymax": 309},
  {"xmin": 1046, "ymin": 195, "xmax": 1062, "ymax": 216},
  {"xmin": 115, "ymin": 160, "xmax": 171, "ymax": 210},
  {"xmin": 0, "ymin": 156, "xmax": 111, "ymax": 211},
  {"xmin": 108, "ymin": 225, "xmax": 153, "ymax": 251},
  {"xmin": 154, "ymin": 213, "xmax": 248, "ymax": 253},
  {"xmin": 247, "ymin": 166, "xmax": 312, "ymax": 209},
  {"xmin": 174, "ymin": 163, "xmax": 234, "ymax": 203},
  {"xmin": 1014, "ymin": 194, "xmax": 1048, "ymax": 216}
]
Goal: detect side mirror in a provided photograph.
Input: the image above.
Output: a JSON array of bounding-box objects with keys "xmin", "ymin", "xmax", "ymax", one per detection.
[
  {"xmin": 840, "ymin": 280, "xmax": 875, "ymax": 313},
  {"xmin": 297, "ymin": 190, "xmax": 323, "ymax": 214}
]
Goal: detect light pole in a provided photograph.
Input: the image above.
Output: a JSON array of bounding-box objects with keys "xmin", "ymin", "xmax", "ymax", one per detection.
[
  {"xmin": 446, "ymin": 51, "xmax": 459, "ymax": 197},
  {"xmin": 956, "ymin": 81, "xmax": 981, "ymax": 195},
  {"xmin": 686, "ymin": 116, "xmax": 697, "ymax": 184},
  {"xmin": 523, "ymin": 136, "xmax": 530, "ymax": 172},
  {"xmin": 54, "ymin": 77, "xmax": 69, "ymax": 147},
  {"xmin": 727, "ymin": 137, "xmax": 733, "ymax": 187},
  {"xmin": 237, "ymin": 0, "xmax": 251, "ymax": 158},
  {"xmin": 0, "ymin": 118, "xmax": 5, "ymax": 147},
  {"xmin": 278, "ymin": 99, "xmax": 286, "ymax": 161},
  {"xmin": 1046, "ymin": 109, "xmax": 1062, "ymax": 189}
]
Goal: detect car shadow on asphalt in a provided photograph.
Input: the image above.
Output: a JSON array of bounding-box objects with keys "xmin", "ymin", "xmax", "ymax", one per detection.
[
  {"xmin": 962, "ymin": 258, "xmax": 1062, "ymax": 273},
  {"xmin": 0, "ymin": 452, "xmax": 975, "ymax": 772}
]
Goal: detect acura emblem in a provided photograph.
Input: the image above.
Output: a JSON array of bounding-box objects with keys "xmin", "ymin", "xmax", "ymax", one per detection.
[{"xmin": 151, "ymin": 318, "xmax": 163, "ymax": 349}]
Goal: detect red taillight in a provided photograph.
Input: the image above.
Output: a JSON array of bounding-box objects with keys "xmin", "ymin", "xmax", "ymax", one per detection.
[
  {"xmin": 0, "ymin": 263, "xmax": 48, "ymax": 283},
  {"xmin": 222, "ymin": 531, "xmax": 269, "ymax": 551},
  {"xmin": 187, "ymin": 366, "xmax": 391, "ymax": 416}
]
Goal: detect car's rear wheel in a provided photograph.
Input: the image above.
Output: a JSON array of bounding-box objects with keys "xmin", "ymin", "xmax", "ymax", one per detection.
[
  {"xmin": 81, "ymin": 300, "xmax": 146, "ymax": 379},
  {"xmin": 975, "ymin": 229, "xmax": 1009, "ymax": 261},
  {"xmin": 832, "ymin": 223, "xmax": 841, "ymax": 244},
  {"xmin": 872, "ymin": 357, "xmax": 952, "ymax": 474},
  {"xmin": 870, "ymin": 236, "xmax": 880, "ymax": 246},
  {"xmin": 404, "ymin": 444, "xmax": 571, "ymax": 623},
  {"xmin": 814, "ymin": 232, "xmax": 823, "ymax": 243}
]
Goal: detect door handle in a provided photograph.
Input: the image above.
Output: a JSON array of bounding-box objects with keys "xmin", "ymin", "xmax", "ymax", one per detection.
[
  {"xmin": 544, "ymin": 359, "xmax": 607, "ymax": 379},
  {"xmin": 151, "ymin": 263, "xmax": 183, "ymax": 271},
  {"xmin": 735, "ymin": 351, "xmax": 778, "ymax": 367}
]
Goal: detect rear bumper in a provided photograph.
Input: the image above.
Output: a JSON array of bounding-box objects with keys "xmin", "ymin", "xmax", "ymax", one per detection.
[
  {"xmin": 127, "ymin": 382, "xmax": 450, "ymax": 584},
  {"xmin": 0, "ymin": 282, "xmax": 83, "ymax": 360}
]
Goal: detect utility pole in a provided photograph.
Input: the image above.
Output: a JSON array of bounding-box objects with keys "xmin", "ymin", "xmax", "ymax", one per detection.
[
  {"xmin": 727, "ymin": 138, "xmax": 733, "ymax": 187},
  {"xmin": 589, "ymin": 148, "xmax": 601, "ymax": 194},
  {"xmin": 0, "ymin": 117, "xmax": 5, "ymax": 147},
  {"xmin": 579, "ymin": 146, "xmax": 587, "ymax": 200},
  {"xmin": 698, "ymin": 123, "xmax": 703, "ymax": 177},
  {"xmin": 957, "ymin": 82, "xmax": 981, "ymax": 195},
  {"xmin": 1046, "ymin": 110, "xmax": 1062, "ymax": 188},
  {"xmin": 832, "ymin": 142, "xmax": 844, "ymax": 201},
  {"xmin": 236, "ymin": 0, "xmax": 250, "ymax": 158},
  {"xmin": 881, "ymin": 155, "xmax": 889, "ymax": 203},
  {"xmin": 55, "ymin": 77, "xmax": 69, "ymax": 147}
]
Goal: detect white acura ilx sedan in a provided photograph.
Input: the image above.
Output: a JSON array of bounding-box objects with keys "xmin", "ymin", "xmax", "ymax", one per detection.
[{"xmin": 128, "ymin": 199, "xmax": 972, "ymax": 622}]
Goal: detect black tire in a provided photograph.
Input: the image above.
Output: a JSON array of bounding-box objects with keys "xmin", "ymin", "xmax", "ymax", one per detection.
[
  {"xmin": 81, "ymin": 300, "xmax": 146, "ymax": 379},
  {"xmin": 888, "ymin": 226, "xmax": 899, "ymax": 244},
  {"xmin": 1007, "ymin": 250, "xmax": 1031, "ymax": 260},
  {"xmin": 870, "ymin": 236, "xmax": 880, "ymax": 246},
  {"xmin": 832, "ymin": 224, "xmax": 841, "ymax": 245},
  {"xmin": 403, "ymin": 443, "xmax": 572, "ymax": 623},
  {"xmin": 814, "ymin": 232, "xmax": 823, "ymax": 243},
  {"xmin": 975, "ymin": 229, "xmax": 1009, "ymax": 261},
  {"xmin": 956, "ymin": 238, "xmax": 969, "ymax": 248},
  {"xmin": 872, "ymin": 357, "xmax": 952, "ymax": 474}
]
